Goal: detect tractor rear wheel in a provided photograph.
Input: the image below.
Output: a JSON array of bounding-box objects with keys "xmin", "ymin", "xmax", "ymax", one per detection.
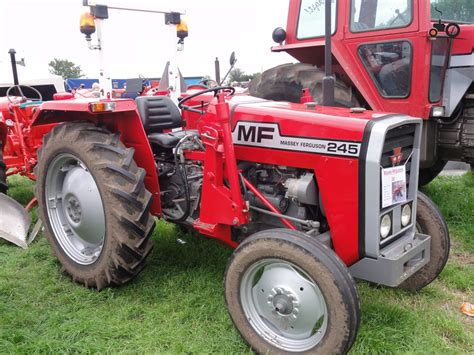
[
  {"xmin": 0, "ymin": 140, "xmax": 7, "ymax": 194},
  {"xmin": 398, "ymin": 191, "xmax": 450, "ymax": 291},
  {"xmin": 36, "ymin": 122, "xmax": 155, "ymax": 290},
  {"xmin": 249, "ymin": 63, "xmax": 360, "ymax": 107},
  {"xmin": 224, "ymin": 229, "xmax": 360, "ymax": 354},
  {"xmin": 418, "ymin": 159, "xmax": 447, "ymax": 186}
]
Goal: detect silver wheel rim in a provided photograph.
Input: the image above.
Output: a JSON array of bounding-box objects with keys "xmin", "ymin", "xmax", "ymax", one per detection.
[
  {"xmin": 240, "ymin": 258, "xmax": 328, "ymax": 352},
  {"xmin": 45, "ymin": 153, "xmax": 106, "ymax": 265}
]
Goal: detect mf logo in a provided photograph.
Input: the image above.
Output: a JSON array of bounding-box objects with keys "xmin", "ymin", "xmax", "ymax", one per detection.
[
  {"xmin": 390, "ymin": 147, "xmax": 404, "ymax": 166},
  {"xmin": 237, "ymin": 125, "xmax": 275, "ymax": 143}
]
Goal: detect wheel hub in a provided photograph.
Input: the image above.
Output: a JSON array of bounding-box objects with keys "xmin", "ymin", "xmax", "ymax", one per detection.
[
  {"xmin": 268, "ymin": 287, "xmax": 299, "ymax": 318},
  {"xmin": 66, "ymin": 196, "xmax": 82, "ymax": 224}
]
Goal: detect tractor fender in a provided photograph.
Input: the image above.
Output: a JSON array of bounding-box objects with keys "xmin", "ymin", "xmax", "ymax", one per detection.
[{"xmin": 31, "ymin": 99, "xmax": 162, "ymax": 215}]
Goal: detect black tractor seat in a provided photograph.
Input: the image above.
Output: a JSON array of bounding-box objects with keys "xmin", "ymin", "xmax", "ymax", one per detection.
[{"xmin": 135, "ymin": 96, "xmax": 199, "ymax": 149}]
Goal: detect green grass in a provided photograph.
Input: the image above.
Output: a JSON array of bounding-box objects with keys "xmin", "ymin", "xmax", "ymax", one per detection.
[{"xmin": 0, "ymin": 174, "xmax": 473, "ymax": 353}]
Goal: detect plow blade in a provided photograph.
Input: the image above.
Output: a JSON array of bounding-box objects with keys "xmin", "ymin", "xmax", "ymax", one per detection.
[{"xmin": 0, "ymin": 193, "xmax": 31, "ymax": 249}]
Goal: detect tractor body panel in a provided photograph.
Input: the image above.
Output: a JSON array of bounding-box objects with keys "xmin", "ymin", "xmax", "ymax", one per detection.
[
  {"xmin": 230, "ymin": 100, "xmax": 368, "ymax": 264},
  {"xmin": 182, "ymin": 96, "xmax": 426, "ymax": 275}
]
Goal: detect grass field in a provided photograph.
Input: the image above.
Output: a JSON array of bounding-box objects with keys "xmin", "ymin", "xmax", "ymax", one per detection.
[{"xmin": 0, "ymin": 174, "xmax": 473, "ymax": 353}]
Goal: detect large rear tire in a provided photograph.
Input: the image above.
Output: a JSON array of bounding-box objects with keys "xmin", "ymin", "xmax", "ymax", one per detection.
[
  {"xmin": 249, "ymin": 63, "xmax": 360, "ymax": 107},
  {"xmin": 36, "ymin": 122, "xmax": 155, "ymax": 290},
  {"xmin": 225, "ymin": 229, "xmax": 360, "ymax": 354},
  {"xmin": 418, "ymin": 159, "xmax": 447, "ymax": 186},
  {"xmin": 0, "ymin": 140, "xmax": 6, "ymax": 194},
  {"xmin": 399, "ymin": 191, "xmax": 450, "ymax": 291}
]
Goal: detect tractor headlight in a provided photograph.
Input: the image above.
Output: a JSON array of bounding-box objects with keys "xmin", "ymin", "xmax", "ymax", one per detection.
[
  {"xmin": 380, "ymin": 214, "xmax": 392, "ymax": 240},
  {"xmin": 401, "ymin": 204, "xmax": 412, "ymax": 227}
]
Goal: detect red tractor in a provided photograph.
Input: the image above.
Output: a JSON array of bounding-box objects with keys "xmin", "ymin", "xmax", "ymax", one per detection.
[
  {"xmin": 0, "ymin": 2, "xmax": 450, "ymax": 353},
  {"xmin": 250, "ymin": 0, "xmax": 474, "ymax": 185}
]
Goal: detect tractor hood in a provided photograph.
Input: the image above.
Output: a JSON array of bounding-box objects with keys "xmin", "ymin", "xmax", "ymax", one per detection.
[{"xmin": 230, "ymin": 96, "xmax": 385, "ymax": 149}]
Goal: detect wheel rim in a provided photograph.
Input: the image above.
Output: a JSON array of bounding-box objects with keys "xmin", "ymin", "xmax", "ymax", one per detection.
[
  {"xmin": 240, "ymin": 258, "xmax": 328, "ymax": 352},
  {"xmin": 45, "ymin": 153, "xmax": 106, "ymax": 265}
]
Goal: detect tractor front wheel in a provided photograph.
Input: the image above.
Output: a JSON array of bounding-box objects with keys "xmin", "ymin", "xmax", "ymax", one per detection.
[
  {"xmin": 224, "ymin": 229, "xmax": 360, "ymax": 354},
  {"xmin": 399, "ymin": 191, "xmax": 450, "ymax": 291},
  {"xmin": 36, "ymin": 122, "xmax": 155, "ymax": 290},
  {"xmin": 0, "ymin": 140, "xmax": 7, "ymax": 194}
]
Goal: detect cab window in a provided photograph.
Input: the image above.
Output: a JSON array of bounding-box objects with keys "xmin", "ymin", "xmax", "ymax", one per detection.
[
  {"xmin": 358, "ymin": 41, "xmax": 412, "ymax": 98},
  {"xmin": 350, "ymin": 0, "xmax": 412, "ymax": 32},
  {"xmin": 297, "ymin": 0, "xmax": 337, "ymax": 39}
]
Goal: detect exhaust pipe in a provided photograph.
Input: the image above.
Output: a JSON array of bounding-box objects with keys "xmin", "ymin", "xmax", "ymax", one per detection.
[
  {"xmin": 0, "ymin": 193, "xmax": 31, "ymax": 249},
  {"xmin": 322, "ymin": 0, "xmax": 335, "ymax": 106},
  {"xmin": 8, "ymin": 49, "xmax": 19, "ymax": 86}
]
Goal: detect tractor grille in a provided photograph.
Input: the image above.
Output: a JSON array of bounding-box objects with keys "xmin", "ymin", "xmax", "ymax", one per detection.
[
  {"xmin": 362, "ymin": 117, "xmax": 421, "ymax": 259},
  {"xmin": 381, "ymin": 124, "xmax": 416, "ymax": 205}
]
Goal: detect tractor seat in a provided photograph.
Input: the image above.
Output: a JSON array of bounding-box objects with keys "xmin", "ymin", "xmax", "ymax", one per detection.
[{"xmin": 135, "ymin": 96, "xmax": 199, "ymax": 149}]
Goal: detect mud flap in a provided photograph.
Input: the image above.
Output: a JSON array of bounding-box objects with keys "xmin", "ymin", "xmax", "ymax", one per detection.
[{"xmin": 0, "ymin": 193, "xmax": 31, "ymax": 249}]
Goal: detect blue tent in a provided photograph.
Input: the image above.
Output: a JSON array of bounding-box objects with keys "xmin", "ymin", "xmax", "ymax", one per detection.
[{"xmin": 65, "ymin": 77, "xmax": 204, "ymax": 91}]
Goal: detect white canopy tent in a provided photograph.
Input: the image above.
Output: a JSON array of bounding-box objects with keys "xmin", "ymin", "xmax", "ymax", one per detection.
[{"xmin": 0, "ymin": 61, "xmax": 65, "ymax": 94}]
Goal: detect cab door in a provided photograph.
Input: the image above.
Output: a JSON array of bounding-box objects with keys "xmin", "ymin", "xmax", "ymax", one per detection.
[{"xmin": 336, "ymin": 0, "xmax": 432, "ymax": 118}]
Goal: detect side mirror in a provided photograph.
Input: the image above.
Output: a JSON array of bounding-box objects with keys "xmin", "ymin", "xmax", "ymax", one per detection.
[
  {"xmin": 230, "ymin": 52, "xmax": 236, "ymax": 66},
  {"xmin": 272, "ymin": 27, "xmax": 287, "ymax": 44},
  {"xmin": 220, "ymin": 52, "xmax": 237, "ymax": 86}
]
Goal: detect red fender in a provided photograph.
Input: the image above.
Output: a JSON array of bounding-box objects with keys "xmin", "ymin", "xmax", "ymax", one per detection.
[{"xmin": 32, "ymin": 99, "xmax": 162, "ymax": 215}]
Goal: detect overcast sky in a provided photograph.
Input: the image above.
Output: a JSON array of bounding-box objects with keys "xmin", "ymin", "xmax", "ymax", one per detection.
[{"xmin": 0, "ymin": 0, "xmax": 294, "ymax": 80}]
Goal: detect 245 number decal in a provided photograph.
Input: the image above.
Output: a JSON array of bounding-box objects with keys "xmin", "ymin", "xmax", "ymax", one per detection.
[{"xmin": 327, "ymin": 142, "xmax": 360, "ymax": 155}]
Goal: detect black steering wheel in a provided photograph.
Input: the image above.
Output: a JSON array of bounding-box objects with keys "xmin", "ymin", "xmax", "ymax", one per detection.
[
  {"xmin": 178, "ymin": 86, "xmax": 235, "ymax": 114},
  {"xmin": 6, "ymin": 85, "xmax": 43, "ymax": 104}
]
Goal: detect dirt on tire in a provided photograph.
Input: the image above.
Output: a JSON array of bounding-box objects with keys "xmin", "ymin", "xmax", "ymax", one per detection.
[
  {"xmin": 249, "ymin": 63, "xmax": 360, "ymax": 107},
  {"xmin": 35, "ymin": 122, "xmax": 155, "ymax": 290}
]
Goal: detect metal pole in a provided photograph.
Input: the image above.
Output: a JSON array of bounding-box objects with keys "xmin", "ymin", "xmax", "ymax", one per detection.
[
  {"xmin": 8, "ymin": 49, "xmax": 19, "ymax": 85},
  {"xmin": 215, "ymin": 57, "xmax": 221, "ymax": 84},
  {"xmin": 95, "ymin": 19, "xmax": 112, "ymax": 99},
  {"xmin": 107, "ymin": 6, "xmax": 184, "ymax": 15},
  {"xmin": 322, "ymin": 0, "xmax": 335, "ymax": 106},
  {"xmin": 167, "ymin": 23, "xmax": 180, "ymax": 104}
]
